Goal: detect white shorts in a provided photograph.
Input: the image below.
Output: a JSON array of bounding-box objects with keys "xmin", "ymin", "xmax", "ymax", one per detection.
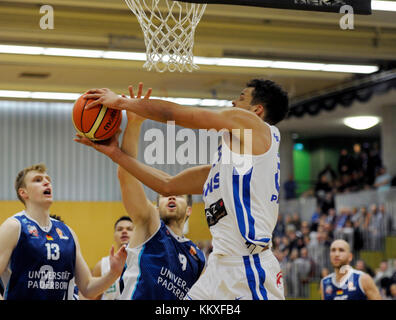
[{"xmin": 185, "ymin": 249, "xmax": 285, "ymax": 300}]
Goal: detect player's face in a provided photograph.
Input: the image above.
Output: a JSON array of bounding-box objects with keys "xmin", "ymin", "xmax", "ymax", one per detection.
[
  {"xmin": 232, "ymin": 87, "xmax": 255, "ymax": 110},
  {"xmin": 158, "ymin": 195, "xmax": 189, "ymax": 222},
  {"xmin": 21, "ymin": 171, "xmax": 53, "ymax": 205},
  {"xmin": 330, "ymin": 241, "xmax": 352, "ymax": 269},
  {"xmin": 114, "ymin": 220, "xmax": 134, "ymax": 247}
]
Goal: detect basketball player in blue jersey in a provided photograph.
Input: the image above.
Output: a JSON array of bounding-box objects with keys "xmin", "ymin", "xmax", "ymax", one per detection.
[
  {"xmin": 77, "ymin": 79, "xmax": 289, "ymax": 300},
  {"xmin": 0, "ymin": 163, "xmax": 127, "ymax": 300},
  {"xmin": 75, "ymin": 84, "xmax": 205, "ymax": 300},
  {"xmin": 320, "ymin": 239, "xmax": 381, "ymax": 300}
]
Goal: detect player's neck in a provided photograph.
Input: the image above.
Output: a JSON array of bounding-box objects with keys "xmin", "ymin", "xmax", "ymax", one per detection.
[
  {"xmin": 25, "ymin": 203, "xmax": 51, "ymax": 228},
  {"xmin": 335, "ymin": 265, "xmax": 351, "ymax": 282},
  {"xmin": 166, "ymin": 220, "xmax": 184, "ymax": 237}
]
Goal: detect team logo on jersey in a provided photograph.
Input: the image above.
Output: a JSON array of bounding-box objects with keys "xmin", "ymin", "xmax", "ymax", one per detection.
[
  {"xmin": 325, "ymin": 285, "xmax": 333, "ymax": 295},
  {"xmin": 56, "ymin": 228, "xmax": 69, "ymax": 240},
  {"xmin": 276, "ymin": 271, "xmax": 283, "ymax": 288},
  {"xmin": 205, "ymin": 198, "xmax": 227, "ymax": 227},
  {"xmin": 46, "ymin": 235, "xmax": 54, "ymax": 241},
  {"xmin": 336, "ymin": 290, "xmax": 344, "ymax": 295},
  {"xmin": 189, "ymin": 245, "xmax": 199, "ymax": 261},
  {"xmin": 27, "ymin": 225, "xmax": 39, "ymax": 238}
]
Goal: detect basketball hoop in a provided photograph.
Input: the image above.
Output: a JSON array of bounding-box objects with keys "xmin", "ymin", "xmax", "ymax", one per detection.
[{"xmin": 124, "ymin": 0, "xmax": 207, "ymax": 72}]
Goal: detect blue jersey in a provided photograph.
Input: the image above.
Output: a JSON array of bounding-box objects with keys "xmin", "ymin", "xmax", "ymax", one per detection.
[
  {"xmin": 321, "ymin": 268, "xmax": 367, "ymax": 300},
  {"xmin": 1, "ymin": 211, "xmax": 76, "ymax": 300},
  {"xmin": 119, "ymin": 220, "xmax": 206, "ymax": 300}
]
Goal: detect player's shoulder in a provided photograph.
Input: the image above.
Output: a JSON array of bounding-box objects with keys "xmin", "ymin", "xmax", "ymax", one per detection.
[
  {"xmin": 1, "ymin": 212, "xmax": 24, "ymax": 229},
  {"xmin": 321, "ymin": 273, "xmax": 334, "ymax": 284}
]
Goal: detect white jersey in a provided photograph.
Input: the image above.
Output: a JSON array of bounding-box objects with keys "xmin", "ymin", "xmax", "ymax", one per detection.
[
  {"xmin": 100, "ymin": 256, "xmax": 120, "ymax": 300},
  {"xmin": 202, "ymin": 124, "xmax": 281, "ymax": 256}
]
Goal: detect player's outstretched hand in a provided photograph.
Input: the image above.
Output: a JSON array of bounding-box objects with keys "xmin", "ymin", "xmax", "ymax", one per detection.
[
  {"xmin": 109, "ymin": 244, "xmax": 127, "ymax": 277},
  {"xmin": 122, "ymin": 82, "xmax": 152, "ymax": 123},
  {"xmin": 84, "ymin": 88, "xmax": 124, "ymax": 110},
  {"xmin": 73, "ymin": 128, "xmax": 122, "ymax": 159}
]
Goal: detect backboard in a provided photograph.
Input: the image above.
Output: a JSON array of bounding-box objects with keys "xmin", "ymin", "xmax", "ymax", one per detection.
[{"xmin": 173, "ymin": 0, "xmax": 372, "ymax": 15}]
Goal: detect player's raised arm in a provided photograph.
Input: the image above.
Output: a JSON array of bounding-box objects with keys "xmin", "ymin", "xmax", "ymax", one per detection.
[
  {"xmin": 84, "ymin": 88, "xmax": 263, "ymax": 132},
  {"xmin": 71, "ymin": 228, "xmax": 127, "ymax": 299}
]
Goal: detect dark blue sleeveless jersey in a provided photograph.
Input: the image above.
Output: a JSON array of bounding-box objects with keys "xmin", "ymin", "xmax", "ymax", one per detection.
[
  {"xmin": 321, "ymin": 268, "xmax": 367, "ymax": 300},
  {"xmin": 119, "ymin": 220, "xmax": 206, "ymax": 300},
  {"xmin": 1, "ymin": 212, "xmax": 76, "ymax": 300}
]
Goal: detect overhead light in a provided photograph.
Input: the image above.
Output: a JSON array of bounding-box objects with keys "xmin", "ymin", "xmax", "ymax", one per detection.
[
  {"xmin": 0, "ymin": 44, "xmax": 379, "ymax": 74},
  {"xmin": 343, "ymin": 116, "xmax": 380, "ymax": 130},
  {"xmin": 0, "ymin": 90, "xmax": 233, "ymax": 107},
  {"xmin": 372, "ymin": 1, "xmax": 396, "ymax": 12}
]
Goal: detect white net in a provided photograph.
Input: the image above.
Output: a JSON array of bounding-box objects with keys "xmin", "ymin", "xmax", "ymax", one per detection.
[{"xmin": 124, "ymin": 0, "xmax": 207, "ymax": 72}]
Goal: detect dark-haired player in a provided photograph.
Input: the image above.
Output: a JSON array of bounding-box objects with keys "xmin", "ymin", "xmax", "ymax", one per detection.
[
  {"xmin": 320, "ymin": 239, "xmax": 381, "ymax": 300},
  {"xmin": 76, "ymin": 84, "xmax": 205, "ymax": 300},
  {"xmin": 78, "ymin": 79, "xmax": 289, "ymax": 299},
  {"xmin": 92, "ymin": 216, "xmax": 134, "ymax": 300}
]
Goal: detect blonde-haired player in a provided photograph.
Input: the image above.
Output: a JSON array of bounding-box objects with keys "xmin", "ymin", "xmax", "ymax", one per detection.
[{"xmin": 0, "ymin": 163, "xmax": 127, "ymax": 300}]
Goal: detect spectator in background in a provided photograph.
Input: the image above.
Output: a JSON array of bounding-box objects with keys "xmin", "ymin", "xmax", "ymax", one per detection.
[
  {"xmin": 273, "ymin": 213, "xmax": 286, "ymax": 238},
  {"xmin": 374, "ymin": 167, "xmax": 392, "ymax": 204},
  {"xmin": 389, "ymin": 283, "xmax": 396, "ymax": 300},
  {"xmin": 295, "ymin": 247, "xmax": 314, "ymax": 297},
  {"xmin": 290, "ymin": 212, "xmax": 301, "ymax": 231},
  {"xmin": 338, "ymin": 148, "xmax": 352, "ymax": 176},
  {"xmin": 284, "ymin": 174, "xmax": 297, "ymax": 200},
  {"xmin": 318, "ymin": 164, "xmax": 337, "ymax": 186},
  {"xmin": 310, "ymin": 206, "xmax": 322, "ymax": 232},
  {"xmin": 374, "ymin": 260, "xmax": 393, "ymax": 299},
  {"xmin": 285, "ymin": 224, "xmax": 299, "ymax": 253},
  {"xmin": 351, "ymin": 143, "xmax": 364, "ymax": 175},
  {"xmin": 355, "ymin": 259, "xmax": 375, "ymax": 278},
  {"xmin": 320, "ymin": 267, "xmax": 330, "ymax": 279},
  {"xmin": 368, "ymin": 204, "xmax": 385, "ymax": 250},
  {"xmin": 366, "ymin": 143, "xmax": 382, "ymax": 186}
]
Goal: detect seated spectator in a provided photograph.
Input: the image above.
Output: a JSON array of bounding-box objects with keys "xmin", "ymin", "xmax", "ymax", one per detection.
[
  {"xmin": 355, "ymin": 259, "xmax": 375, "ymax": 278},
  {"xmin": 273, "ymin": 213, "xmax": 286, "ymax": 238},
  {"xmin": 310, "ymin": 206, "xmax": 322, "ymax": 232},
  {"xmin": 290, "ymin": 212, "xmax": 301, "ymax": 231},
  {"xmin": 284, "ymin": 174, "xmax": 297, "ymax": 200}
]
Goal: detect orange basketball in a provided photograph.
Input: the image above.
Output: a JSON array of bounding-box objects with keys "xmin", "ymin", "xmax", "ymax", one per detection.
[{"xmin": 72, "ymin": 94, "xmax": 122, "ymax": 141}]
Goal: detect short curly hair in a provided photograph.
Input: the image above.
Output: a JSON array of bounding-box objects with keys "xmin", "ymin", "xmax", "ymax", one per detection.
[{"xmin": 247, "ymin": 79, "xmax": 289, "ymax": 125}]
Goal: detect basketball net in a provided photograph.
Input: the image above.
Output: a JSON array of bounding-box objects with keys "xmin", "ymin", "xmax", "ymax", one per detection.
[{"xmin": 124, "ymin": 0, "xmax": 207, "ymax": 72}]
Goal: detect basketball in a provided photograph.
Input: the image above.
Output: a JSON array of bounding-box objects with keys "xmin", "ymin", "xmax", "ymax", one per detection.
[{"xmin": 72, "ymin": 94, "xmax": 122, "ymax": 141}]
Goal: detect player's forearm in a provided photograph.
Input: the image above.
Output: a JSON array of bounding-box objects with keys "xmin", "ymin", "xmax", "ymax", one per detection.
[
  {"xmin": 112, "ymin": 147, "xmax": 172, "ymax": 195},
  {"xmin": 121, "ymin": 120, "xmax": 142, "ymax": 158},
  {"xmin": 81, "ymin": 272, "xmax": 119, "ymax": 299}
]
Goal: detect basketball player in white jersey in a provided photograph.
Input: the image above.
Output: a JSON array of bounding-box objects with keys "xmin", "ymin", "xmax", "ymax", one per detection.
[
  {"xmin": 320, "ymin": 239, "xmax": 381, "ymax": 300},
  {"xmin": 75, "ymin": 84, "xmax": 205, "ymax": 300},
  {"xmin": 92, "ymin": 216, "xmax": 134, "ymax": 300},
  {"xmin": 0, "ymin": 163, "xmax": 127, "ymax": 300},
  {"xmin": 80, "ymin": 79, "xmax": 289, "ymax": 299}
]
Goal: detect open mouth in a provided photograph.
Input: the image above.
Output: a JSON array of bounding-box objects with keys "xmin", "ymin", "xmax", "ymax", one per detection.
[
  {"xmin": 43, "ymin": 188, "xmax": 52, "ymax": 196},
  {"xmin": 167, "ymin": 201, "xmax": 177, "ymax": 210}
]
